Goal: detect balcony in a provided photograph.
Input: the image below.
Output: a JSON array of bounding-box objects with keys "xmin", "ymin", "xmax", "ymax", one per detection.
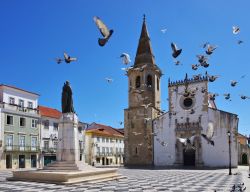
[
  {"xmin": 4, "ymin": 145, "xmax": 40, "ymax": 152},
  {"xmin": 42, "ymin": 147, "xmax": 57, "ymax": 154},
  {"xmin": 0, "ymin": 102, "xmax": 39, "ymax": 114}
]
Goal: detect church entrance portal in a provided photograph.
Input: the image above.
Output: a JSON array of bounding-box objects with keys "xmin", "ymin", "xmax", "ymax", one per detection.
[{"xmin": 183, "ymin": 149, "xmax": 195, "ymax": 166}]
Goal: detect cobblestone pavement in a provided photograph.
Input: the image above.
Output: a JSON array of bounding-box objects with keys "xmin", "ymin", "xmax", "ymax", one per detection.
[{"xmin": 0, "ymin": 167, "xmax": 247, "ymax": 192}]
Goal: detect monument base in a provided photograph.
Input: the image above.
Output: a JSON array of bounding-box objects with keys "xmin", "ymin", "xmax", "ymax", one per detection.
[{"xmin": 7, "ymin": 166, "xmax": 125, "ymax": 184}]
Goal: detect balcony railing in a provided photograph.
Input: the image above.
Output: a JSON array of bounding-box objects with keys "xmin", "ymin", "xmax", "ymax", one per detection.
[
  {"xmin": 42, "ymin": 147, "xmax": 57, "ymax": 154},
  {"xmin": 4, "ymin": 145, "xmax": 40, "ymax": 152},
  {"xmin": 95, "ymin": 152, "xmax": 124, "ymax": 156},
  {"xmin": 0, "ymin": 102, "xmax": 39, "ymax": 114}
]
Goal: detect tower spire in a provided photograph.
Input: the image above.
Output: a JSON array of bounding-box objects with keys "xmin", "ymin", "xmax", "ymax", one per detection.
[{"xmin": 134, "ymin": 15, "xmax": 155, "ymax": 66}]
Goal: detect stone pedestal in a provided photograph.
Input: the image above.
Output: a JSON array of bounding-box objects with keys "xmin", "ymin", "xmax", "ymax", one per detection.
[{"xmin": 57, "ymin": 113, "xmax": 79, "ymax": 162}]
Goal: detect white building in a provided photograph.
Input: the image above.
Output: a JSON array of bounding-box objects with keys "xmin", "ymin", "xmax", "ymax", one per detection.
[
  {"xmin": 85, "ymin": 123, "xmax": 124, "ymax": 166},
  {"xmin": 153, "ymin": 75, "xmax": 239, "ymax": 168},
  {"xmin": 0, "ymin": 84, "xmax": 40, "ymax": 169}
]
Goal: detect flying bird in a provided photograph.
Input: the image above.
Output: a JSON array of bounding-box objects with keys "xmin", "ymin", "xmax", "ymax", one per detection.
[
  {"xmin": 232, "ymin": 26, "xmax": 240, "ymax": 34},
  {"xmin": 202, "ymin": 42, "xmax": 209, "ymax": 48},
  {"xmin": 240, "ymin": 95, "xmax": 250, "ymax": 100},
  {"xmin": 197, "ymin": 55, "xmax": 209, "ymax": 68},
  {"xmin": 209, "ymin": 93, "xmax": 219, "ymax": 101},
  {"xmin": 141, "ymin": 103, "xmax": 152, "ymax": 109},
  {"xmin": 201, "ymin": 122, "xmax": 215, "ymax": 146},
  {"xmin": 93, "ymin": 16, "xmax": 114, "ymax": 46},
  {"xmin": 105, "ymin": 78, "xmax": 114, "ymax": 83},
  {"xmin": 120, "ymin": 53, "xmax": 131, "ymax": 65},
  {"xmin": 230, "ymin": 80, "xmax": 238, "ymax": 87},
  {"xmin": 171, "ymin": 42, "xmax": 182, "ymax": 58},
  {"xmin": 144, "ymin": 117, "xmax": 151, "ymax": 121},
  {"xmin": 174, "ymin": 60, "xmax": 181, "ymax": 65},
  {"xmin": 133, "ymin": 64, "xmax": 147, "ymax": 72},
  {"xmin": 206, "ymin": 44, "xmax": 217, "ymax": 55},
  {"xmin": 160, "ymin": 28, "xmax": 167, "ymax": 33},
  {"xmin": 64, "ymin": 52, "xmax": 77, "ymax": 64},
  {"xmin": 177, "ymin": 135, "xmax": 197, "ymax": 151},
  {"xmin": 132, "ymin": 132, "xmax": 142, "ymax": 136},
  {"xmin": 55, "ymin": 58, "xmax": 64, "ymax": 64},
  {"xmin": 201, "ymin": 87, "xmax": 207, "ymax": 93},
  {"xmin": 237, "ymin": 40, "xmax": 243, "ymax": 44},
  {"xmin": 206, "ymin": 72, "xmax": 219, "ymax": 82},
  {"xmin": 193, "ymin": 74, "xmax": 202, "ymax": 80},
  {"xmin": 192, "ymin": 64, "xmax": 200, "ymax": 70},
  {"xmin": 224, "ymin": 93, "xmax": 231, "ymax": 100}
]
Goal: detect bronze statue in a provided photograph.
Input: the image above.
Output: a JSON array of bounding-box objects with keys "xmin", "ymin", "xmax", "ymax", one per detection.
[{"xmin": 61, "ymin": 81, "xmax": 75, "ymax": 113}]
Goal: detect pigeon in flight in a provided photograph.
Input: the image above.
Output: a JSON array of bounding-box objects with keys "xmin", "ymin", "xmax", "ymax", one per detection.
[
  {"xmin": 132, "ymin": 64, "xmax": 147, "ymax": 72},
  {"xmin": 177, "ymin": 135, "xmax": 197, "ymax": 151},
  {"xmin": 230, "ymin": 80, "xmax": 238, "ymax": 87},
  {"xmin": 241, "ymin": 74, "xmax": 246, "ymax": 79},
  {"xmin": 193, "ymin": 74, "xmax": 202, "ymax": 80},
  {"xmin": 105, "ymin": 78, "xmax": 114, "ymax": 83},
  {"xmin": 197, "ymin": 55, "xmax": 209, "ymax": 68},
  {"xmin": 206, "ymin": 72, "xmax": 219, "ymax": 82},
  {"xmin": 201, "ymin": 87, "xmax": 207, "ymax": 93},
  {"xmin": 201, "ymin": 122, "xmax": 215, "ymax": 146},
  {"xmin": 64, "ymin": 52, "xmax": 77, "ymax": 64},
  {"xmin": 209, "ymin": 93, "xmax": 219, "ymax": 101},
  {"xmin": 132, "ymin": 132, "xmax": 142, "ymax": 136},
  {"xmin": 237, "ymin": 40, "xmax": 243, "ymax": 44},
  {"xmin": 192, "ymin": 64, "xmax": 200, "ymax": 70},
  {"xmin": 240, "ymin": 95, "xmax": 250, "ymax": 100},
  {"xmin": 174, "ymin": 60, "xmax": 181, "ymax": 65},
  {"xmin": 120, "ymin": 53, "xmax": 131, "ymax": 65},
  {"xmin": 93, "ymin": 16, "xmax": 114, "ymax": 46},
  {"xmin": 55, "ymin": 58, "xmax": 64, "ymax": 64},
  {"xmin": 232, "ymin": 26, "xmax": 240, "ymax": 34},
  {"xmin": 141, "ymin": 103, "xmax": 152, "ymax": 109},
  {"xmin": 224, "ymin": 93, "xmax": 231, "ymax": 100},
  {"xmin": 160, "ymin": 28, "xmax": 167, "ymax": 33},
  {"xmin": 206, "ymin": 44, "xmax": 217, "ymax": 55},
  {"xmin": 202, "ymin": 42, "xmax": 209, "ymax": 48},
  {"xmin": 171, "ymin": 42, "xmax": 182, "ymax": 58}
]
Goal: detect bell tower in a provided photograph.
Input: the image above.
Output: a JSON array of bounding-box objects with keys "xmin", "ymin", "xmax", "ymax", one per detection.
[{"xmin": 124, "ymin": 16, "xmax": 162, "ymax": 166}]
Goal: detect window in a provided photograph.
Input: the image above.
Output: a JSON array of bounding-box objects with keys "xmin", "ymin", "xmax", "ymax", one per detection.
[
  {"xmin": 97, "ymin": 137, "xmax": 100, "ymax": 142},
  {"xmin": 106, "ymin": 147, "xmax": 109, "ymax": 153},
  {"xmin": 106, "ymin": 138, "xmax": 109, "ymax": 143},
  {"xmin": 136, "ymin": 76, "xmax": 141, "ymax": 88},
  {"xmin": 19, "ymin": 99, "xmax": 24, "ymax": 108},
  {"xmin": 19, "ymin": 117, "xmax": 26, "ymax": 127},
  {"xmin": 31, "ymin": 119, "xmax": 38, "ymax": 128},
  {"xmin": 31, "ymin": 137, "xmax": 37, "ymax": 151},
  {"xmin": 97, "ymin": 147, "xmax": 100, "ymax": 153},
  {"xmin": 9, "ymin": 97, "xmax": 15, "ymax": 105},
  {"xmin": 135, "ymin": 147, "xmax": 138, "ymax": 155},
  {"xmin": 43, "ymin": 120, "xmax": 49, "ymax": 129},
  {"xmin": 54, "ymin": 141, "xmax": 58, "ymax": 149},
  {"xmin": 157, "ymin": 78, "xmax": 159, "ymax": 91},
  {"xmin": 78, "ymin": 126, "xmax": 82, "ymax": 133},
  {"xmin": 53, "ymin": 123, "xmax": 59, "ymax": 131},
  {"xmin": 44, "ymin": 141, "xmax": 49, "ymax": 150},
  {"xmin": 146, "ymin": 75, "xmax": 152, "ymax": 87},
  {"xmin": 28, "ymin": 102, "xmax": 33, "ymax": 108},
  {"xmin": 102, "ymin": 137, "xmax": 105, "ymax": 142},
  {"xmin": 6, "ymin": 135, "xmax": 13, "ymax": 146},
  {"xmin": 19, "ymin": 136, "xmax": 25, "ymax": 147},
  {"xmin": 102, "ymin": 147, "xmax": 105, "ymax": 153},
  {"xmin": 6, "ymin": 115, "xmax": 13, "ymax": 125},
  {"xmin": 183, "ymin": 98, "xmax": 193, "ymax": 108}
]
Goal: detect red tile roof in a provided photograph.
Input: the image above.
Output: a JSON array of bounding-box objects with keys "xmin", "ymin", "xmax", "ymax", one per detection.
[
  {"xmin": 38, "ymin": 105, "xmax": 62, "ymax": 119},
  {"xmin": 86, "ymin": 123, "xmax": 124, "ymax": 138},
  {"xmin": 0, "ymin": 84, "xmax": 40, "ymax": 96}
]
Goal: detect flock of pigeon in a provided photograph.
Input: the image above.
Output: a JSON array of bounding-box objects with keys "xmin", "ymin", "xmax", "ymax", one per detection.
[{"xmin": 53, "ymin": 17, "xmax": 247, "ymax": 150}]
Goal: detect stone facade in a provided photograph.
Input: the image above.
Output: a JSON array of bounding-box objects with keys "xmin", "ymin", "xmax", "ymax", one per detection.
[
  {"xmin": 124, "ymin": 17, "xmax": 162, "ymax": 166},
  {"xmin": 154, "ymin": 75, "xmax": 239, "ymax": 168},
  {"xmin": 237, "ymin": 133, "xmax": 250, "ymax": 165}
]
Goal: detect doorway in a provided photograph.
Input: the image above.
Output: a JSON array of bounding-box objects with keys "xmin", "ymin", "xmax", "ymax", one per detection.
[
  {"xmin": 19, "ymin": 155, "xmax": 25, "ymax": 168},
  {"xmin": 31, "ymin": 155, "xmax": 37, "ymax": 168},
  {"xmin": 6, "ymin": 154, "xmax": 12, "ymax": 169},
  {"xmin": 242, "ymin": 153, "xmax": 248, "ymax": 165},
  {"xmin": 183, "ymin": 149, "xmax": 195, "ymax": 166}
]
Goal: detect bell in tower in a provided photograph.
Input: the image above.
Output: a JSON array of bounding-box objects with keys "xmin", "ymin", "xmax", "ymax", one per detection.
[{"xmin": 124, "ymin": 15, "xmax": 162, "ymax": 166}]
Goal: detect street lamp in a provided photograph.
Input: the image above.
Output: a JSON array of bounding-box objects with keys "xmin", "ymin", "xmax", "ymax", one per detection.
[{"xmin": 227, "ymin": 130, "xmax": 232, "ymax": 175}]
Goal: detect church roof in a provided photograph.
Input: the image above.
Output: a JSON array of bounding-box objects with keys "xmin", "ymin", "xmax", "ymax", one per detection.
[
  {"xmin": 38, "ymin": 105, "xmax": 62, "ymax": 119},
  {"xmin": 86, "ymin": 123, "xmax": 124, "ymax": 138},
  {"xmin": 134, "ymin": 15, "xmax": 156, "ymax": 67},
  {"xmin": 168, "ymin": 74, "xmax": 208, "ymax": 87}
]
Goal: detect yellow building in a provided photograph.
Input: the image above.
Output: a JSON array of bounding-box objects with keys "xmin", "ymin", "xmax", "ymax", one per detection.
[{"xmin": 85, "ymin": 123, "xmax": 124, "ymax": 166}]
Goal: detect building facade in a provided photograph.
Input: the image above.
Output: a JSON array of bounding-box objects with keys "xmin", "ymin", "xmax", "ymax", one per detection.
[
  {"xmin": 85, "ymin": 123, "xmax": 124, "ymax": 166},
  {"xmin": 237, "ymin": 133, "xmax": 250, "ymax": 165},
  {"xmin": 153, "ymin": 75, "xmax": 239, "ymax": 168},
  {"xmin": 124, "ymin": 17, "xmax": 162, "ymax": 166},
  {"xmin": 0, "ymin": 84, "xmax": 40, "ymax": 169}
]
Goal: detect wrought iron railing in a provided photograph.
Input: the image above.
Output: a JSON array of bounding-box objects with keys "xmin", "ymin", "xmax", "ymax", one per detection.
[{"xmin": 4, "ymin": 145, "xmax": 40, "ymax": 152}]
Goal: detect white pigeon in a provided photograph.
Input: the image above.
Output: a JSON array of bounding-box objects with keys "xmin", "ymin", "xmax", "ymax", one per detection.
[
  {"xmin": 160, "ymin": 28, "xmax": 167, "ymax": 33},
  {"xmin": 232, "ymin": 26, "xmax": 240, "ymax": 34},
  {"xmin": 201, "ymin": 122, "xmax": 215, "ymax": 146},
  {"xmin": 120, "ymin": 53, "xmax": 131, "ymax": 65},
  {"xmin": 64, "ymin": 52, "xmax": 77, "ymax": 64},
  {"xmin": 177, "ymin": 135, "xmax": 197, "ymax": 150}
]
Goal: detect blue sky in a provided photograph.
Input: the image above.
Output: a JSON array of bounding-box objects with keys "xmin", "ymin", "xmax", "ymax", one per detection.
[{"xmin": 0, "ymin": 0, "xmax": 249, "ymax": 135}]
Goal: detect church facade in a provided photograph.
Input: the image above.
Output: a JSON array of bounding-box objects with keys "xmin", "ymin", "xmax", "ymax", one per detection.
[{"xmin": 124, "ymin": 17, "xmax": 239, "ymax": 168}]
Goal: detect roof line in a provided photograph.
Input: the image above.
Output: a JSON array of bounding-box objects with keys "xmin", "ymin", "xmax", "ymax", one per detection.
[{"xmin": 0, "ymin": 84, "xmax": 40, "ymax": 96}]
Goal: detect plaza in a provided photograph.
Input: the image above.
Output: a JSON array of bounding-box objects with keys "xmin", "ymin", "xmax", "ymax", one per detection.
[{"xmin": 0, "ymin": 166, "xmax": 249, "ymax": 192}]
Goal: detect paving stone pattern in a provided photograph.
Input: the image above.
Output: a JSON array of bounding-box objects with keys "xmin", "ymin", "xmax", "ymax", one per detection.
[{"xmin": 0, "ymin": 168, "xmax": 243, "ymax": 192}]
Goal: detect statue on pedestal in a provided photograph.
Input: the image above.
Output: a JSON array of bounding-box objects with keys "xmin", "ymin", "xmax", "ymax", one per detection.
[{"xmin": 61, "ymin": 81, "xmax": 75, "ymax": 113}]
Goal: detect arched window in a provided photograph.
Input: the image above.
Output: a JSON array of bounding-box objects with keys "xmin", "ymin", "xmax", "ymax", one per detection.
[
  {"xmin": 136, "ymin": 76, "xmax": 141, "ymax": 88},
  {"xmin": 146, "ymin": 75, "xmax": 152, "ymax": 88},
  {"xmin": 157, "ymin": 78, "xmax": 159, "ymax": 90}
]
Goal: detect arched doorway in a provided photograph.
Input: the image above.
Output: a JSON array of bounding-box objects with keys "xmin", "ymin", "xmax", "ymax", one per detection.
[
  {"xmin": 183, "ymin": 149, "xmax": 195, "ymax": 166},
  {"xmin": 242, "ymin": 153, "xmax": 248, "ymax": 165}
]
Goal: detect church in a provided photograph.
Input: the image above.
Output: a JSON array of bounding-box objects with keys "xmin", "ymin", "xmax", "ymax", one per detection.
[{"xmin": 124, "ymin": 17, "xmax": 239, "ymax": 168}]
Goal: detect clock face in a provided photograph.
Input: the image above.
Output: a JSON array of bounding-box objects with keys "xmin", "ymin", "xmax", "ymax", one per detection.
[{"xmin": 180, "ymin": 96, "xmax": 195, "ymax": 110}]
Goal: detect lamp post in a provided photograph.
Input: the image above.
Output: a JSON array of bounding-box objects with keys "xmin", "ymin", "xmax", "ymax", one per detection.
[{"xmin": 227, "ymin": 130, "xmax": 232, "ymax": 175}]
